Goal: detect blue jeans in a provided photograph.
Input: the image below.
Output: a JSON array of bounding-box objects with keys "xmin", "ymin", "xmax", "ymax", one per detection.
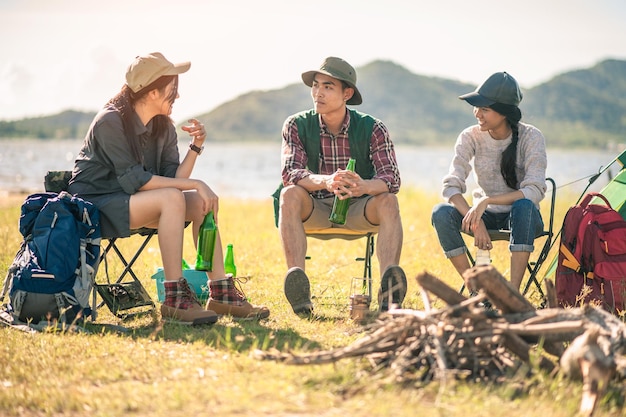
[{"xmin": 431, "ymin": 199, "xmax": 544, "ymax": 258}]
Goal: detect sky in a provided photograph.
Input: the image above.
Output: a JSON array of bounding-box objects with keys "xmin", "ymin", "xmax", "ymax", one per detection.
[{"xmin": 1, "ymin": 0, "xmax": 625, "ymax": 123}]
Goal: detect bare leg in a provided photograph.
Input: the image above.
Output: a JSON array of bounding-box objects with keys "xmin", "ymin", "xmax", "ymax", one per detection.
[
  {"xmin": 510, "ymin": 251, "xmax": 530, "ymax": 291},
  {"xmin": 129, "ymin": 188, "xmax": 186, "ymax": 282},
  {"xmin": 450, "ymin": 253, "xmax": 472, "ymax": 276},
  {"xmin": 183, "ymin": 191, "xmax": 225, "ymax": 281},
  {"xmin": 448, "ymin": 253, "xmax": 473, "ymax": 289},
  {"xmin": 363, "ymin": 193, "xmax": 403, "ymax": 274},
  {"xmin": 278, "ymin": 185, "xmax": 314, "ymax": 270}
]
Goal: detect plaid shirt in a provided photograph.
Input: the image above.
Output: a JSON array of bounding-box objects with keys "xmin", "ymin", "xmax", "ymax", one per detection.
[{"xmin": 281, "ymin": 110, "xmax": 401, "ymax": 199}]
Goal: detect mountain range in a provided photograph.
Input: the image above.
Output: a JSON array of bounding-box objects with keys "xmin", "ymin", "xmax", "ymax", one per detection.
[{"xmin": 1, "ymin": 59, "xmax": 625, "ymax": 148}]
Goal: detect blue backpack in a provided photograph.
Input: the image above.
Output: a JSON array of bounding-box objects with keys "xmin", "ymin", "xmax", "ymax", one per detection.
[{"xmin": 1, "ymin": 192, "xmax": 101, "ymax": 324}]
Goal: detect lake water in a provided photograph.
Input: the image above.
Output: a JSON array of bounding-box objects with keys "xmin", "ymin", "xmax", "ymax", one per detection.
[{"xmin": 0, "ymin": 138, "xmax": 622, "ymax": 200}]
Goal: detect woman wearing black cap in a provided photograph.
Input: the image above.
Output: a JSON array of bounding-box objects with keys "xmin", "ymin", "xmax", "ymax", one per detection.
[{"xmin": 431, "ymin": 72, "xmax": 547, "ymax": 292}]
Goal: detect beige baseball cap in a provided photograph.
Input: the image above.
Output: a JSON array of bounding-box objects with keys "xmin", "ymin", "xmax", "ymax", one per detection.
[{"xmin": 125, "ymin": 52, "xmax": 191, "ymax": 93}]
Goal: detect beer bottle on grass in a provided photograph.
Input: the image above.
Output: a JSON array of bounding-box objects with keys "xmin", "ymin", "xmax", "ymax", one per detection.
[
  {"xmin": 224, "ymin": 243, "xmax": 237, "ymax": 277},
  {"xmin": 329, "ymin": 158, "xmax": 356, "ymax": 225},
  {"xmin": 195, "ymin": 211, "xmax": 217, "ymax": 271}
]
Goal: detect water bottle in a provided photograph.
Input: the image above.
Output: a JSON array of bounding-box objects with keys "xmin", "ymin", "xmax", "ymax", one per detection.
[
  {"xmin": 475, "ymin": 249, "xmax": 491, "ymax": 266},
  {"xmin": 224, "ymin": 243, "xmax": 237, "ymax": 277},
  {"xmin": 329, "ymin": 158, "xmax": 356, "ymax": 225},
  {"xmin": 195, "ymin": 211, "xmax": 217, "ymax": 271}
]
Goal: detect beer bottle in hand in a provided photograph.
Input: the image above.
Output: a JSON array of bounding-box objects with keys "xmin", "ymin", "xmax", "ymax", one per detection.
[
  {"xmin": 329, "ymin": 158, "xmax": 356, "ymax": 225},
  {"xmin": 195, "ymin": 211, "xmax": 217, "ymax": 271}
]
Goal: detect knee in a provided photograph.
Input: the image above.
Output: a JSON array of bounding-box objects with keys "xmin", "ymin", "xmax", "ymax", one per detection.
[
  {"xmin": 511, "ymin": 198, "xmax": 533, "ymax": 215},
  {"xmin": 376, "ymin": 192, "xmax": 400, "ymax": 214},
  {"xmin": 279, "ymin": 184, "xmax": 309, "ymax": 215},
  {"xmin": 162, "ymin": 188, "xmax": 187, "ymax": 213},
  {"xmin": 431, "ymin": 203, "xmax": 452, "ymax": 226}
]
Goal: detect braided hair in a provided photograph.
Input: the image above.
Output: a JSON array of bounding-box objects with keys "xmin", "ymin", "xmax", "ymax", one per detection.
[{"xmin": 489, "ymin": 102, "xmax": 522, "ymax": 189}]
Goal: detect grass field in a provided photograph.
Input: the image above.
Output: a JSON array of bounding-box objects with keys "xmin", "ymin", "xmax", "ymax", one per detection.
[{"xmin": 0, "ymin": 188, "xmax": 624, "ymax": 416}]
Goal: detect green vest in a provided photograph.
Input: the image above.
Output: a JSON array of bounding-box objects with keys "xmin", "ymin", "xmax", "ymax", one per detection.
[
  {"xmin": 294, "ymin": 109, "xmax": 376, "ymax": 179},
  {"xmin": 272, "ymin": 109, "xmax": 376, "ymax": 227}
]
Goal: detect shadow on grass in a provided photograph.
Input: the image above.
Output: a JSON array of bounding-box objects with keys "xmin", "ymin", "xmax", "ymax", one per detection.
[{"xmin": 82, "ymin": 312, "xmax": 331, "ymax": 353}]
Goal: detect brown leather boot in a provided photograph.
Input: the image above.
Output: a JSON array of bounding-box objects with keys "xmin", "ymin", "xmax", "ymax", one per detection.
[
  {"xmin": 161, "ymin": 278, "xmax": 218, "ymax": 325},
  {"xmin": 206, "ymin": 275, "xmax": 270, "ymax": 321}
]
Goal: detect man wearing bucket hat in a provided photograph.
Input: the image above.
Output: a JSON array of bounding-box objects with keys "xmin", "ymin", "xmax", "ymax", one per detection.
[
  {"xmin": 431, "ymin": 71, "xmax": 547, "ymax": 292},
  {"xmin": 276, "ymin": 56, "xmax": 406, "ymax": 316},
  {"xmin": 69, "ymin": 52, "xmax": 269, "ymax": 324}
]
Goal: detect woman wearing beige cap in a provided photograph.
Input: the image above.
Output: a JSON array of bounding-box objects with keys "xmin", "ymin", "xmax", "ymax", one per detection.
[
  {"xmin": 68, "ymin": 52, "xmax": 269, "ymax": 324},
  {"xmin": 431, "ymin": 72, "xmax": 548, "ymax": 293}
]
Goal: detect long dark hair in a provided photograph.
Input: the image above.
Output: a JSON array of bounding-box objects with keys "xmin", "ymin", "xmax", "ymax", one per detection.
[
  {"xmin": 107, "ymin": 75, "xmax": 178, "ymax": 163},
  {"xmin": 490, "ymin": 102, "xmax": 522, "ymax": 189}
]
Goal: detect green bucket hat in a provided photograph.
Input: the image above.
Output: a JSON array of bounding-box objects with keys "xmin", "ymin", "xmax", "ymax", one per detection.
[
  {"xmin": 459, "ymin": 71, "xmax": 522, "ymax": 107},
  {"xmin": 301, "ymin": 57, "xmax": 362, "ymax": 105}
]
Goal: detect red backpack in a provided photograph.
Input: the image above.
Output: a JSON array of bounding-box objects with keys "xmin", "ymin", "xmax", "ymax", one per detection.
[{"xmin": 555, "ymin": 192, "xmax": 626, "ymax": 313}]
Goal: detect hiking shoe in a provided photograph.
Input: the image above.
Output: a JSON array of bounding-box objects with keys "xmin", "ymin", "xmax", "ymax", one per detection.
[
  {"xmin": 161, "ymin": 278, "xmax": 218, "ymax": 326},
  {"xmin": 206, "ymin": 275, "xmax": 270, "ymax": 321},
  {"xmin": 378, "ymin": 265, "xmax": 407, "ymax": 312},
  {"xmin": 284, "ymin": 267, "xmax": 313, "ymax": 315}
]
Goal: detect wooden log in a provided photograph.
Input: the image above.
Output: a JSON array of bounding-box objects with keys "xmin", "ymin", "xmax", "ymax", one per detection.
[
  {"xmin": 465, "ymin": 266, "xmax": 567, "ymax": 356},
  {"xmin": 492, "ymin": 320, "xmax": 586, "ymax": 341},
  {"xmin": 464, "ymin": 266, "xmax": 535, "ymax": 314},
  {"xmin": 415, "ymin": 271, "xmax": 466, "ymax": 306}
]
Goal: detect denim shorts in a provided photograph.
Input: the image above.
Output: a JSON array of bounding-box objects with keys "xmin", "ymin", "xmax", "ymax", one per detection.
[{"xmin": 431, "ymin": 198, "xmax": 544, "ymax": 258}]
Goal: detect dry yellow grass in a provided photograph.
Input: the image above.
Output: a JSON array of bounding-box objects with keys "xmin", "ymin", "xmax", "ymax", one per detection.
[{"xmin": 0, "ymin": 187, "xmax": 623, "ymax": 417}]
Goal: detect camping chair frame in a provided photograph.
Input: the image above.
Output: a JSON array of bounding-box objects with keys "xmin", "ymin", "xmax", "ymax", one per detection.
[
  {"xmin": 305, "ymin": 229, "xmax": 376, "ymax": 299},
  {"xmin": 462, "ymin": 177, "xmax": 557, "ymax": 301},
  {"xmin": 44, "ymin": 170, "xmax": 155, "ymax": 318}
]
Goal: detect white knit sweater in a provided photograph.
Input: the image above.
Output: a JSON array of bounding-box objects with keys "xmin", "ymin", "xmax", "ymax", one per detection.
[{"xmin": 442, "ymin": 122, "xmax": 547, "ymax": 213}]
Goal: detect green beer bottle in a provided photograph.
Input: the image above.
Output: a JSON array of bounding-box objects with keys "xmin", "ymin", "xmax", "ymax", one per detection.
[
  {"xmin": 182, "ymin": 259, "xmax": 191, "ymax": 270},
  {"xmin": 329, "ymin": 158, "xmax": 356, "ymax": 225},
  {"xmin": 195, "ymin": 211, "xmax": 217, "ymax": 271},
  {"xmin": 224, "ymin": 243, "xmax": 237, "ymax": 277}
]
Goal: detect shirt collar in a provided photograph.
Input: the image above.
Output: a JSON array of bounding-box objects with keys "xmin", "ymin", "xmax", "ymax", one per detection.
[{"xmin": 317, "ymin": 109, "xmax": 351, "ymax": 135}]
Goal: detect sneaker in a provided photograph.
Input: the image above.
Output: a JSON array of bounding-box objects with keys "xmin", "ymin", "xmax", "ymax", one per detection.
[
  {"xmin": 283, "ymin": 267, "xmax": 313, "ymax": 315},
  {"xmin": 206, "ymin": 275, "xmax": 270, "ymax": 320},
  {"xmin": 161, "ymin": 278, "xmax": 218, "ymax": 326},
  {"xmin": 378, "ymin": 265, "xmax": 407, "ymax": 312}
]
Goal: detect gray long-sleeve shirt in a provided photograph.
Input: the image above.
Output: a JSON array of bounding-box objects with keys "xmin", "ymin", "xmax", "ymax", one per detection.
[{"xmin": 442, "ymin": 122, "xmax": 547, "ymax": 213}]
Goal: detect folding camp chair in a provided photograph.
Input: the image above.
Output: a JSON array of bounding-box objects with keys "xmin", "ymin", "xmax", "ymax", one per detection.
[
  {"xmin": 44, "ymin": 171, "xmax": 155, "ymax": 318},
  {"xmin": 462, "ymin": 177, "xmax": 557, "ymax": 300},
  {"xmin": 272, "ymin": 186, "xmax": 376, "ymax": 299},
  {"xmin": 305, "ymin": 229, "xmax": 376, "ymax": 299}
]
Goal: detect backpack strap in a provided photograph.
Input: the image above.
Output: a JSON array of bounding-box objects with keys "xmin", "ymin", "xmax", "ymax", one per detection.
[{"xmin": 10, "ymin": 290, "xmax": 26, "ymax": 320}]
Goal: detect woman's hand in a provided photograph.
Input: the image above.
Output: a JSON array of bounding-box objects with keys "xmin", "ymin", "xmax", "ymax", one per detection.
[
  {"xmin": 194, "ymin": 180, "xmax": 219, "ymax": 220},
  {"xmin": 462, "ymin": 196, "xmax": 492, "ymax": 250},
  {"xmin": 181, "ymin": 118, "xmax": 206, "ymax": 143}
]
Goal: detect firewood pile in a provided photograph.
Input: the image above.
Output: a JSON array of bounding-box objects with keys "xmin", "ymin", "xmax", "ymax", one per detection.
[{"xmin": 255, "ymin": 266, "xmax": 626, "ymax": 415}]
